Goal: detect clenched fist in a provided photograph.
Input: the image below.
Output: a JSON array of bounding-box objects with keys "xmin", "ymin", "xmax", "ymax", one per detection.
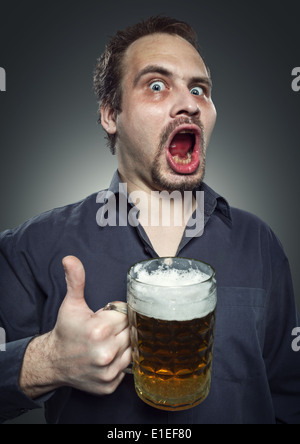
[{"xmin": 19, "ymin": 256, "xmax": 132, "ymax": 399}]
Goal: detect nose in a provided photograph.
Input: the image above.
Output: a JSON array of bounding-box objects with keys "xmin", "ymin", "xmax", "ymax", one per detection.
[{"xmin": 170, "ymin": 87, "xmax": 201, "ymax": 118}]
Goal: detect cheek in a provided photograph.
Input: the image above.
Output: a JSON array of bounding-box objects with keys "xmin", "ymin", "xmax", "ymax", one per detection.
[
  {"xmin": 116, "ymin": 114, "xmax": 154, "ymax": 165},
  {"xmin": 203, "ymin": 106, "xmax": 217, "ymax": 143},
  {"xmin": 118, "ymin": 102, "xmax": 164, "ymax": 151}
]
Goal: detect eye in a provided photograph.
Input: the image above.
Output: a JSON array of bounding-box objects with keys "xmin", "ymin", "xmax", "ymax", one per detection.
[
  {"xmin": 190, "ymin": 86, "xmax": 204, "ymax": 96},
  {"xmin": 150, "ymin": 81, "xmax": 166, "ymax": 92}
]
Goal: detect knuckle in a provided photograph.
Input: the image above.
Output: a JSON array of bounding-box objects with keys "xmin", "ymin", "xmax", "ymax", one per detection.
[
  {"xmin": 101, "ymin": 383, "xmax": 116, "ymax": 395},
  {"xmin": 100, "ymin": 370, "xmax": 115, "ymax": 384},
  {"xmin": 101, "ymin": 377, "xmax": 123, "ymax": 395},
  {"xmin": 90, "ymin": 323, "xmax": 113, "ymax": 343},
  {"xmin": 98, "ymin": 323, "xmax": 113, "ymax": 340},
  {"xmin": 100, "ymin": 350, "xmax": 115, "ymax": 367},
  {"xmin": 98, "ymin": 361, "xmax": 122, "ymax": 384},
  {"xmin": 96, "ymin": 348, "xmax": 115, "ymax": 367}
]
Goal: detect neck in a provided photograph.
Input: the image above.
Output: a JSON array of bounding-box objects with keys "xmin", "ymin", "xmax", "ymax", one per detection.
[{"xmin": 118, "ymin": 171, "xmax": 197, "ymax": 229}]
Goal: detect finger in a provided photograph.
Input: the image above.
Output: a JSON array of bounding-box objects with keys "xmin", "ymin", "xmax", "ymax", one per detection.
[
  {"xmin": 92, "ymin": 325, "xmax": 131, "ymax": 369},
  {"xmin": 62, "ymin": 256, "xmax": 86, "ymax": 303},
  {"xmin": 112, "ymin": 345, "xmax": 133, "ymax": 378},
  {"xmin": 108, "ymin": 330, "xmax": 132, "ymax": 375},
  {"xmin": 98, "ymin": 343, "xmax": 132, "ymax": 383},
  {"xmin": 100, "ymin": 371, "xmax": 126, "ymax": 396},
  {"xmin": 115, "ymin": 325, "xmax": 131, "ymax": 351},
  {"xmin": 119, "ymin": 346, "xmax": 133, "ymax": 375},
  {"xmin": 95, "ymin": 308, "xmax": 129, "ymax": 336}
]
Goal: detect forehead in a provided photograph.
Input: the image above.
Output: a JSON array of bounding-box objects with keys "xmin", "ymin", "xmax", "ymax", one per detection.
[{"xmin": 122, "ymin": 33, "xmax": 208, "ymax": 81}]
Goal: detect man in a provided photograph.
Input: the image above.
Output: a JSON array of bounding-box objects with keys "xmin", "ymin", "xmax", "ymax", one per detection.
[{"xmin": 0, "ymin": 16, "xmax": 299, "ymax": 424}]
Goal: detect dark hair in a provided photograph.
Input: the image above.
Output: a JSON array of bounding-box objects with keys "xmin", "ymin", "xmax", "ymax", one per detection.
[{"xmin": 94, "ymin": 16, "xmax": 204, "ymax": 154}]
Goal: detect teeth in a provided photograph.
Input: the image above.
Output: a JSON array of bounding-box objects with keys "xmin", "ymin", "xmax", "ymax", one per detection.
[{"xmin": 173, "ymin": 152, "xmax": 192, "ymax": 165}]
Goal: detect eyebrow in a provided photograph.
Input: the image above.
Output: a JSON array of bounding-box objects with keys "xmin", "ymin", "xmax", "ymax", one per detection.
[
  {"xmin": 133, "ymin": 65, "xmax": 172, "ymax": 87},
  {"xmin": 133, "ymin": 64, "xmax": 212, "ymax": 89}
]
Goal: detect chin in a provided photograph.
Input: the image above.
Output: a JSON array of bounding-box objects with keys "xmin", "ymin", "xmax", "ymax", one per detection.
[{"xmin": 151, "ymin": 163, "xmax": 206, "ymax": 193}]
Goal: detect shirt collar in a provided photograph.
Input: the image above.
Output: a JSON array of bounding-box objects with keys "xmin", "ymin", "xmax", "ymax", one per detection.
[
  {"xmin": 199, "ymin": 181, "xmax": 232, "ymax": 227},
  {"xmin": 108, "ymin": 170, "xmax": 124, "ymax": 195}
]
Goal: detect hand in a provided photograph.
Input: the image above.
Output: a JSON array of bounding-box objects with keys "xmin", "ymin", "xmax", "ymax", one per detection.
[{"xmin": 19, "ymin": 256, "xmax": 132, "ymax": 398}]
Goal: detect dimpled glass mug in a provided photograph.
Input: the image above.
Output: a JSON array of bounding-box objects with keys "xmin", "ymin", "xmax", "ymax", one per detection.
[{"xmin": 127, "ymin": 257, "xmax": 217, "ymax": 411}]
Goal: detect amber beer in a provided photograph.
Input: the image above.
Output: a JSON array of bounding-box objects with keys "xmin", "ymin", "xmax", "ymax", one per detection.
[{"xmin": 127, "ymin": 257, "xmax": 217, "ymax": 411}]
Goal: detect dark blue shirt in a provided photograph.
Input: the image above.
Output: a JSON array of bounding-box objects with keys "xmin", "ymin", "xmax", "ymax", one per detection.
[{"xmin": 0, "ymin": 171, "xmax": 299, "ymax": 424}]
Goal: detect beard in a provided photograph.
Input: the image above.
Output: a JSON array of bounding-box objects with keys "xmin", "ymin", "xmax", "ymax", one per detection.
[{"xmin": 151, "ymin": 117, "xmax": 207, "ymax": 193}]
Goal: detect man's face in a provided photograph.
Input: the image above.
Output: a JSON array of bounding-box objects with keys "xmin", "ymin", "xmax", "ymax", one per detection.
[{"xmin": 106, "ymin": 33, "xmax": 217, "ymax": 192}]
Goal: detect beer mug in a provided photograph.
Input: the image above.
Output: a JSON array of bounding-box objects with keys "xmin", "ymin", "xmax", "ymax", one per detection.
[{"xmin": 127, "ymin": 257, "xmax": 217, "ymax": 411}]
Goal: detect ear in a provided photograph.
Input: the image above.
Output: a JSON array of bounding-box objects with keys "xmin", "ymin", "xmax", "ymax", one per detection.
[{"xmin": 100, "ymin": 103, "xmax": 117, "ymax": 135}]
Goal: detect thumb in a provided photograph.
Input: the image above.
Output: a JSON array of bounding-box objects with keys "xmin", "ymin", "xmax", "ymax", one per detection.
[{"xmin": 62, "ymin": 256, "xmax": 86, "ymax": 304}]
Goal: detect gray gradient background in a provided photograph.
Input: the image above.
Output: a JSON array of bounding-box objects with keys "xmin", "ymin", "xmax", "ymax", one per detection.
[{"xmin": 1, "ymin": 0, "xmax": 299, "ymax": 424}]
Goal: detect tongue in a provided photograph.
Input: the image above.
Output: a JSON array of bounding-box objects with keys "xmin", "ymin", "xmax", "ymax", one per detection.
[{"xmin": 169, "ymin": 133, "xmax": 194, "ymax": 158}]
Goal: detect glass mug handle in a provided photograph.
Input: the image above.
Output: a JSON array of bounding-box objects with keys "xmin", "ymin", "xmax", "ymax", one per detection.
[
  {"xmin": 103, "ymin": 302, "xmax": 133, "ymax": 374},
  {"xmin": 103, "ymin": 302, "xmax": 128, "ymax": 316}
]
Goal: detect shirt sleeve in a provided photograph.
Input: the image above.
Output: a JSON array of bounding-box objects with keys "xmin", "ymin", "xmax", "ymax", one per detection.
[
  {"xmin": 0, "ymin": 338, "xmax": 47, "ymax": 423},
  {"xmin": 0, "ymin": 228, "xmax": 51, "ymax": 422},
  {"xmin": 263, "ymin": 256, "xmax": 300, "ymax": 424}
]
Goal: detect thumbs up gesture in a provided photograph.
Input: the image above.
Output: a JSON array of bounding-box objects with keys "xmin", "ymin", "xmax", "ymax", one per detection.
[{"xmin": 19, "ymin": 256, "xmax": 132, "ymax": 399}]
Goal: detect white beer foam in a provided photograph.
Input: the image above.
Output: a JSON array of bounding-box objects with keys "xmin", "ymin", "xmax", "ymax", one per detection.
[
  {"xmin": 134, "ymin": 263, "xmax": 209, "ymax": 286},
  {"xmin": 128, "ymin": 260, "xmax": 217, "ymax": 321}
]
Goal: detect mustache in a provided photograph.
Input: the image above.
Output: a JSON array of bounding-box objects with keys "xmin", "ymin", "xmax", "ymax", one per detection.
[{"xmin": 159, "ymin": 116, "xmax": 204, "ymax": 149}]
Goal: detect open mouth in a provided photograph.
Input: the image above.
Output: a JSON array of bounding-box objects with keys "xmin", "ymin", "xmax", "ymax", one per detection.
[{"xmin": 165, "ymin": 125, "xmax": 201, "ymax": 175}]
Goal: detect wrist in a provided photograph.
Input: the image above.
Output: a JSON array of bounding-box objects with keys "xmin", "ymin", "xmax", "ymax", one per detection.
[{"xmin": 19, "ymin": 332, "xmax": 62, "ymax": 399}]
